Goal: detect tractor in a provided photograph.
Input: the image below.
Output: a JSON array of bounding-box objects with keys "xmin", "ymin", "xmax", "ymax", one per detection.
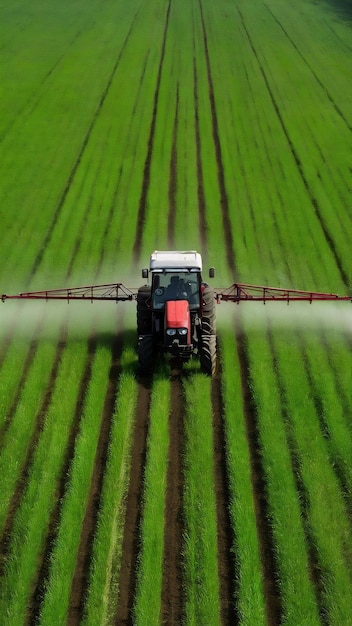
[{"xmin": 136, "ymin": 250, "xmax": 216, "ymax": 375}]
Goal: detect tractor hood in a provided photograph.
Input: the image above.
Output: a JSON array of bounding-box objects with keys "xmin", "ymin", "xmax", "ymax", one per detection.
[{"xmin": 165, "ymin": 300, "xmax": 190, "ymax": 329}]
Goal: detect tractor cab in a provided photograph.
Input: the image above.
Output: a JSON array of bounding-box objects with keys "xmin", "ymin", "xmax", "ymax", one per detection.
[
  {"xmin": 141, "ymin": 249, "xmax": 206, "ymax": 311},
  {"xmin": 151, "ymin": 271, "xmax": 201, "ymax": 310}
]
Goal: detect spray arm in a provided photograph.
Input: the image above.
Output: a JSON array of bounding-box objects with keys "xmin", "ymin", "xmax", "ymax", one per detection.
[
  {"xmin": 1, "ymin": 283, "xmax": 138, "ymax": 303},
  {"xmin": 215, "ymin": 283, "xmax": 352, "ymax": 303}
]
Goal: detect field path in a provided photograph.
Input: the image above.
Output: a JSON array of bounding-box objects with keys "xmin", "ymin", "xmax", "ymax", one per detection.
[
  {"xmin": 211, "ymin": 371, "xmax": 238, "ymax": 624},
  {"xmin": 160, "ymin": 367, "xmax": 184, "ymax": 624},
  {"xmin": 115, "ymin": 380, "xmax": 151, "ymax": 625}
]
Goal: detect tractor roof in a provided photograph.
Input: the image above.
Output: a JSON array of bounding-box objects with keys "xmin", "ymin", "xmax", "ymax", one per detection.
[{"xmin": 150, "ymin": 250, "xmax": 202, "ymax": 272}]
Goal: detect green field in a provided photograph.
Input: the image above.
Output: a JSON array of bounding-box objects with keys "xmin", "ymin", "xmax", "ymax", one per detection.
[{"xmin": 1, "ymin": 0, "xmax": 352, "ymax": 624}]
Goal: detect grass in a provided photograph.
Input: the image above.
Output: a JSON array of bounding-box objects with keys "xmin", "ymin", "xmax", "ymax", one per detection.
[
  {"xmin": 38, "ymin": 340, "xmax": 112, "ymax": 624},
  {"xmin": 0, "ymin": 0, "xmax": 352, "ymax": 622},
  {"xmin": 82, "ymin": 346, "xmax": 138, "ymax": 625},
  {"xmin": 219, "ymin": 328, "xmax": 266, "ymax": 624},
  {"xmin": 133, "ymin": 364, "xmax": 170, "ymax": 624},
  {"xmin": 0, "ymin": 327, "xmax": 89, "ymax": 624},
  {"xmin": 182, "ymin": 367, "xmax": 221, "ymax": 625}
]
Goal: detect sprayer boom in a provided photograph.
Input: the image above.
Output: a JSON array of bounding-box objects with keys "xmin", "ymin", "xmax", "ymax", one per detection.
[
  {"xmin": 1, "ymin": 283, "xmax": 138, "ymax": 303},
  {"xmin": 2, "ymin": 282, "xmax": 351, "ymax": 305},
  {"xmin": 216, "ymin": 283, "xmax": 352, "ymax": 303}
]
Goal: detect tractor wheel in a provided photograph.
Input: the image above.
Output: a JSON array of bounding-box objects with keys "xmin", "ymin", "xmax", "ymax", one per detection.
[
  {"xmin": 138, "ymin": 334, "xmax": 155, "ymax": 374},
  {"xmin": 137, "ymin": 285, "xmax": 152, "ymax": 335},
  {"xmin": 199, "ymin": 334, "xmax": 216, "ymax": 376},
  {"xmin": 201, "ymin": 284, "xmax": 216, "ymax": 335},
  {"xmin": 199, "ymin": 284, "xmax": 216, "ymax": 375}
]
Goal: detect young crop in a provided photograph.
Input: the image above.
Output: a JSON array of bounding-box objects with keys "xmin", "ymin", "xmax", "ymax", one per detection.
[
  {"xmin": 133, "ymin": 365, "xmax": 170, "ymax": 624},
  {"xmin": 0, "ymin": 333, "xmax": 89, "ymax": 624},
  {"xmin": 1, "ymin": 0, "xmax": 352, "ymax": 622},
  {"xmin": 38, "ymin": 342, "xmax": 112, "ymax": 624},
  {"xmin": 219, "ymin": 328, "xmax": 266, "ymax": 624},
  {"xmin": 82, "ymin": 348, "xmax": 138, "ymax": 625},
  {"xmin": 182, "ymin": 367, "xmax": 221, "ymax": 625}
]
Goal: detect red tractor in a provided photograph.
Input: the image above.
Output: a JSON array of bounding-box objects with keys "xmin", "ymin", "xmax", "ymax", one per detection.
[
  {"xmin": 136, "ymin": 250, "xmax": 216, "ymax": 375},
  {"xmin": 2, "ymin": 249, "xmax": 351, "ymax": 376}
]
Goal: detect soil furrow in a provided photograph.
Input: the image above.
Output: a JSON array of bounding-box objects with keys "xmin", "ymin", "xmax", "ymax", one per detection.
[
  {"xmin": 160, "ymin": 366, "xmax": 184, "ymax": 625},
  {"xmin": 211, "ymin": 366, "xmax": 239, "ymax": 625},
  {"xmin": 0, "ymin": 331, "xmax": 41, "ymax": 451},
  {"xmin": 132, "ymin": 0, "xmax": 172, "ymax": 262},
  {"xmin": 0, "ymin": 309, "xmax": 25, "ymax": 373},
  {"xmin": 114, "ymin": 377, "xmax": 151, "ymax": 625},
  {"xmin": 235, "ymin": 322, "xmax": 282, "ymax": 626},
  {"xmin": 27, "ymin": 334, "xmax": 98, "ymax": 625},
  {"xmin": 168, "ymin": 86, "xmax": 179, "ymax": 249},
  {"xmin": 324, "ymin": 20, "xmax": 352, "ymax": 54},
  {"xmin": 264, "ymin": 4, "xmax": 352, "ymax": 134},
  {"xmin": 0, "ymin": 330, "xmax": 67, "ymax": 578},
  {"xmin": 0, "ymin": 29, "xmax": 84, "ymax": 144},
  {"xmin": 29, "ymin": 7, "xmax": 141, "ymax": 282},
  {"xmin": 198, "ymin": 0, "xmax": 236, "ymax": 274},
  {"xmin": 193, "ymin": 56, "xmax": 207, "ymax": 251},
  {"xmin": 236, "ymin": 6, "xmax": 350, "ymax": 289},
  {"xmin": 67, "ymin": 329, "xmax": 124, "ymax": 625}
]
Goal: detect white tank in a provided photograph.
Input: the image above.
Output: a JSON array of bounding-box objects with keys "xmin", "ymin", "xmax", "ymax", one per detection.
[{"xmin": 149, "ymin": 250, "xmax": 202, "ymax": 272}]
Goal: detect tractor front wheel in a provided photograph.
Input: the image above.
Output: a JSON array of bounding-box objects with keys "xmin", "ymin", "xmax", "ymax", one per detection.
[
  {"xmin": 137, "ymin": 285, "xmax": 152, "ymax": 335},
  {"xmin": 138, "ymin": 334, "xmax": 155, "ymax": 375}
]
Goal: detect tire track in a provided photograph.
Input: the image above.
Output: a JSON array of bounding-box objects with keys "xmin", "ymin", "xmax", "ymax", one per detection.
[
  {"xmin": 160, "ymin": 367, "xmax": 184, "ymax": 625},
  {"xmin": 211, "ymin": 364, "xmax": 239, "ymax": 625},
  {"xmin": 235, "ymin": 321, "xmax": 282, "ymax": 625},
  {"xmin": 236, "ymin": 5, "xmax": 350, "ymax": 290},
  {"xmin": 324, "ymin": 20, "xmax": 352, "ymax": 54},
  {"xmin": 27, "ymin": 333, "xmax": 98, "ymax": 625},
  {"xmin": 114, "ymin": 377, "xmax": 151, "ymax": 625},
  {"xmin": 198, "ymin": 0, "xmax": 237, "ymax": 274},
  {"xmin": 168, "ymin": 85, "xmax": 179, "ymax": 249},
  {"xmin": 0, "ymin": 329, "xmax": 67, "ymax": 579},
  {"xmin": 0, "ymin": 319, "xmax": 43, "ymax": 451},
  {"xmin": 0, "ymin": 29, "xmax": 84, "ymax": 144},
  {"xmin": 193, "ymin": 56, "xmax": 208, "ymax": 251},
  {"xmin": 264, "ymin": 3, "xmax": 352, "ymax": 134},
  {"xmin": 29, "ymin": 5, "xmax": 142, "ymax": 282},
  {"xmin": 132, "ymin": 0, "xmax": 172, "ymax": 262},
  {"xmin": 67, "ymin": 328, "xmax": 124, "ymax": 624}
]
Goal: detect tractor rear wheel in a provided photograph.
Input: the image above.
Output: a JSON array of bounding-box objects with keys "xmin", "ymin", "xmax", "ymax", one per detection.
[
  {"xmin": 199, "ymin": 334, "xmax": 216, "ymax": 376},
  {"xmin": 201, "ymin": 284, "xmax": 216, "ymax": 335},
  {"xmin": 137, "ymin": 285, "xmax": 152, "ymax": 334},
  {"xmin": 199, "ymin": 284, "xmax": 216, "ymax": 375},
  {"xmin": 138, "ymin": 334, "xmax": 155, "ymax": 374}
]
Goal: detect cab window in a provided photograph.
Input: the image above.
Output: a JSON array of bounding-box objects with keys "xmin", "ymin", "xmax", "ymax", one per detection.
[{"xmin": 152, "ymin": 273, "xmax": 200, "ymax": 309}]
